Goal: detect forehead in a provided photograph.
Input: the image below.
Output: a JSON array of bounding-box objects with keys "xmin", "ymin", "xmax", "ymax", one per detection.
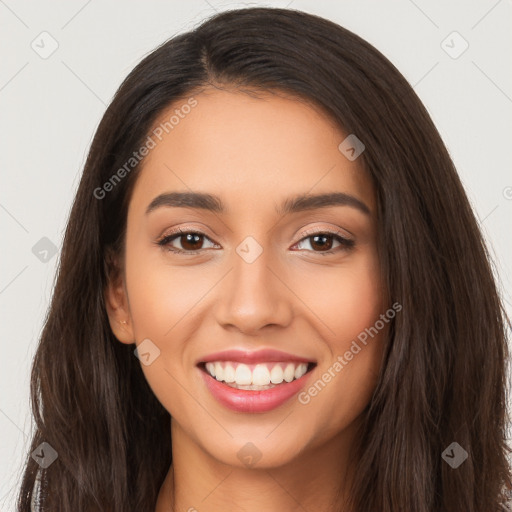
[{"xmin": 129, "ymin": 88, "xmax": 374, "ymax": 216}]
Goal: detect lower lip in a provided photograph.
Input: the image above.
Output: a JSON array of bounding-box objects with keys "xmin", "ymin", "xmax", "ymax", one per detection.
[{"xmin": 199, "ymin": 366, "xmax": 314, "ymax": 413}]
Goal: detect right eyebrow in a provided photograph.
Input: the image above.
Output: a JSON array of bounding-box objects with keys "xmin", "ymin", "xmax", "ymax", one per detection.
[{"xmin": 146, "ymin": 191, "xmax": 224, "ymax": 215}]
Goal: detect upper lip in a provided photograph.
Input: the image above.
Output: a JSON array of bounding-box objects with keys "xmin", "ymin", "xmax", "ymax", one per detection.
[{"xmin": 197, "ymin": 349, "xmax": 315, "ymax": 365}]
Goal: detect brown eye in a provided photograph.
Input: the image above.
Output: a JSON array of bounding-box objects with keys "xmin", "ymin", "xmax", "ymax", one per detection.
[
  {"xmin": 157, "ymin": 230, "xmax": 219, "ymax": 254},
  {"xmin": 309, "ymin": 234, "xmax": 334, "ymax": 251},
  {"xmin": 293, "ymin": 232, "xmax": 355, "ymax": 253},
  {"xmin": 178, "ymin": 233, "xmax": 204, "ymax": 251}
]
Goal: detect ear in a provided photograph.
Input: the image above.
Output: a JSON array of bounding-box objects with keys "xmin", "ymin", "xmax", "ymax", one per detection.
[{"xmin": 104, "ymin": 248, "xmax": 135, "ymax": 344}]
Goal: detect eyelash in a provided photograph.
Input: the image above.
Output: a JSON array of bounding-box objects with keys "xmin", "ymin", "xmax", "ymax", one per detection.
[{"xmin": 156, "ymin": 227, "xmax": 355, "ymax": 255}]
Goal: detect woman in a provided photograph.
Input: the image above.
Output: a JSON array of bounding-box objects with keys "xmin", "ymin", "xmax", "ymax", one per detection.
[{"xmin": 18, "ymin": 6, "xmax": 511, "ymax": 511}]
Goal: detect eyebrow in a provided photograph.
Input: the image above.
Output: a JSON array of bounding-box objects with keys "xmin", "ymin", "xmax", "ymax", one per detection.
[{"xmin": 145, "ymin": 191, "xmax": 371, "ymax": 216}]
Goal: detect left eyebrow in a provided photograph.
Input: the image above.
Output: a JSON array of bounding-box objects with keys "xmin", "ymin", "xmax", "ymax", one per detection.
[
  {"xmin": 145, "ymin": 191, "xmax": 371, "ymax": 216},
  {"xmin": 277, "ymin": 192, "xmax": 371, "ymax": 216}
]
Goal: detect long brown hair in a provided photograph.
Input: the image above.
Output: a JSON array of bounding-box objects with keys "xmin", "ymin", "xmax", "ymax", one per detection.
[{"xmin": 17, "ymin": 7, "xmax": 511, "ymax": 511}]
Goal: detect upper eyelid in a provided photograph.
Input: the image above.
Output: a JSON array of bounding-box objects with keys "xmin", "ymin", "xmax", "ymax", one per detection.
[{"xmin": 298, "ymin": 226, "xmax": 353, "ymax": 240}]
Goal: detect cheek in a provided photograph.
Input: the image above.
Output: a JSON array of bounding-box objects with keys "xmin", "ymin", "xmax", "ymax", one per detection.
[
  {"xmin": 293, "ymin": 251, "xmax": 385, "ymax": 423},
  {"xmin": 124, "ymin": 242, "xmax": 214, "ymax": 339},
  {"xmin": 122, "ymin": 245, "xmax": 192, "ymax": 393},
  {"xmin": 296, "ymin": 251, "xmax": 384, "ymax": 345},
  {"xmin": 123, "ymin": 244, "xmax": 227, "ymax": 417}
]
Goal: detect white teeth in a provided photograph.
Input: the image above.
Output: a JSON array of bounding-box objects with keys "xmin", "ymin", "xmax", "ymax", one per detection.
[
  {"xmin": 227, "ymin": 383, "xmax": 275, "ymax": 390},
  {"xmin": 270, "ymin": 365, "xmax": 284, "ymax": 384},
  {"xmin": 214, "ymin": 362, "xmax": 224, "ymax": 381},
  {"xmin": 203, "ymin": 361, "xmax": 311, "ymax": 386},
  {"xmin": 223, "ymin": 363, "xmax": 236, "ymax": 383},
  {"xmin": 283, "ymin": 363, "xmax": 295, "ymax": 382},
  {"xmin": 252, "ymin": 364, "xmax": 271, "ymax": 386},
  {"xmin": 294, "ymin": 363, "xmax": 308, "ymax": 380},
  {"xmin": 234, "ymin": 363, "xmax": 252, "ymax": 385}
]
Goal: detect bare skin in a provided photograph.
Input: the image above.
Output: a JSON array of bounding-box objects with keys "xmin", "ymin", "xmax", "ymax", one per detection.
[{"xmin": 105, "ymin": 87, "xmax": 387, "ymax": 512}]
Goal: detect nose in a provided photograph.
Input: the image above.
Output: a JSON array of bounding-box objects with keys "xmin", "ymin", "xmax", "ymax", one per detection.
[{"xmin": 213, "ymin": 243, "xmax": 294, "ymax": 335}]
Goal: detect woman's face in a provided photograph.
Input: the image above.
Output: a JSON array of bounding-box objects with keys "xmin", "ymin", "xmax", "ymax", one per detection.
[{"xmin": 107, "ymin": 87, "xmax": 386, "ymax": 468}]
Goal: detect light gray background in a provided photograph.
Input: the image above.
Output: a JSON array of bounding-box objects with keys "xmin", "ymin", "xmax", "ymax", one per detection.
[{"xmin": 1, "ymin": 1, "xmax": 511, "ymax": 510}]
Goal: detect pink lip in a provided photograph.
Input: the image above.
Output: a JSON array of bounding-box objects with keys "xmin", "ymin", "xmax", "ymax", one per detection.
[
  {"xmin": 199, "ymin": 364, "xmax": 315, "ymax": 413},
  {"xmin": 197, "ymin": 348, "xmax": 314, "ymax": 365},
  {"xmin": 197, "ymin": 349, "xmax": 316, "ymax": 413}
]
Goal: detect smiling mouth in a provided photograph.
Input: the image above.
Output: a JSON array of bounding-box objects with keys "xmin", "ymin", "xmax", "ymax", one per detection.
[{"xmin": 198, "ymin": 361, "xmax": 317, "ymax": 390}]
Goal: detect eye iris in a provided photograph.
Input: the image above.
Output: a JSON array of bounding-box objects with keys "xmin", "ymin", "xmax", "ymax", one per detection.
[
  {"xmin": 181, "ymin": 233, "xmax": 203, "ymax": 250},
  {"xmin": 310, "ymin": 234, "xmax": 333, "ymax": 251}
]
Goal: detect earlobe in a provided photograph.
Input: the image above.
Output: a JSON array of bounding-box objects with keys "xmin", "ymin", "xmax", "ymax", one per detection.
[
  {"xmin": 114, "ymin": 318, "xmax": 135, "ymax": 344},
  {"xmin": 104, "ymin": 256, "xmax": 135, "ymax": 344}
]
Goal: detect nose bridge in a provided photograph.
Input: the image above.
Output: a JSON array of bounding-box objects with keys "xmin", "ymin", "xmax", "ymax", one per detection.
[{"xmin": 214, "ymin": 234, "xmax": 292, "ymax": 332}]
